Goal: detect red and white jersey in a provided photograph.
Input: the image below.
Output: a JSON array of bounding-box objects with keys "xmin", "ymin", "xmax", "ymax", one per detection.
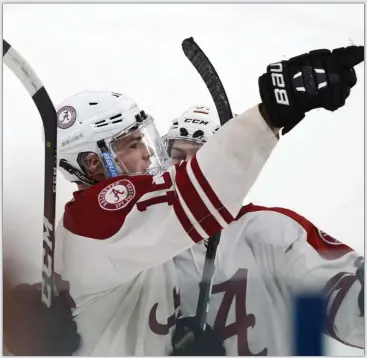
[
  {"xmin": 175, "ymin": 204, "xmax": 364, "ymax": 355},
  {"xmin": 54, "ymin": 105, "xmax": 278, "ymax": 356}
]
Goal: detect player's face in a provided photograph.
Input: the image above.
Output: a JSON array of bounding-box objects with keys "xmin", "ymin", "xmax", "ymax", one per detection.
[
  {"xmin": 112, "ymin": 130, "xmax": 153, "ymax": 174},
  {"xmin": 170, "ymin": 139, "xmax": 203, "ymax": 164}
]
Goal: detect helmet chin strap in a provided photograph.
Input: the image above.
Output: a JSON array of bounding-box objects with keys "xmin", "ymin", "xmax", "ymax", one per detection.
[{"xmin": 59, "ymin": 159, "xmax": 98, "ymax": 186}]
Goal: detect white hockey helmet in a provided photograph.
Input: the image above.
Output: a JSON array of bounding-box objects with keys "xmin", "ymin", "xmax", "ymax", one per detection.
[
  {"xmin": 57, "ymin": 90, "xmax": 170, "ymax": 185},
  {"xmin": 162, "ymin": 105, "xmax": 220, "ymax": 154}
]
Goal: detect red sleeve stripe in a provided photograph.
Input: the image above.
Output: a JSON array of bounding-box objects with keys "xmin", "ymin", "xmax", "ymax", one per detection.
[
  {"xmin": 174, "ymin": 160, "xmax": 226, "ymax": 235},
  {"xmin": 186, "ymin": 158, "xmax": 229, "ymax": 230},
  {"xmin": 176, "ymin": 163, "xmax": 223, "ymax": 237},
  {"xmin": 190, "ymin": 155, "xmax": 234, "ymax": 224},
  {"xmin": 169, "ymin": 162, "xmax": 206, "ymax": 242},
  {"xmin": 173, "ymin": 186, "xmax": 205, "ymax": 243}
]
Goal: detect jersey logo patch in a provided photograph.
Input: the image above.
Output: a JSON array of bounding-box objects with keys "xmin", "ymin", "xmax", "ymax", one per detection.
[
  {"xmin": 98, "ymin": 179, "xmax": 136, "ymax": 211},
  {"xmin": 57, "ymin": 105, "xmax": 77, "ymax": 129},
  {"xmin": 318, "ymin": 229, "xmax": 342, "ymax": 246}
]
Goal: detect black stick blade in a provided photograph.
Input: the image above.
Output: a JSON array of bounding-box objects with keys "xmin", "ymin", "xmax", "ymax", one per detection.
[{"xmin": 182, "ymin": 37, "xmax": 233, "ymax": 125}]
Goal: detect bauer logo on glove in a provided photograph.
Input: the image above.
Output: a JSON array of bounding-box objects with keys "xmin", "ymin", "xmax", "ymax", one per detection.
[
  {"xmin": 268, "ymin": 62, "xmax": 290, "ymax": 105},
  {"xmin": 259, "ymin": 45, "xmax": 364, "ymax": 134}
]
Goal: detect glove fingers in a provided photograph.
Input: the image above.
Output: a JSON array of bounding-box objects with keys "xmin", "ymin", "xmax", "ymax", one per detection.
[
  {"xmin": 309, "ymin": 53, "xmax": 333, "ymax": 109},
  {"xmin": 333, "ymin": 46, "xmax": 364, "ymax": 68},
  {"xmin": 308, "ymin": 49, "xmax": 331, "ymax": 57},
  {"xmin": 342, "ymin": 67, "xmax": 357, "ymax": 88}
]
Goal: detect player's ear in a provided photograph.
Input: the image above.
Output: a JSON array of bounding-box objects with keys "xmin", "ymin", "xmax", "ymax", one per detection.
[{"xmin": 83, "ymin": 153, "xmax": 105, "ymax": 180}]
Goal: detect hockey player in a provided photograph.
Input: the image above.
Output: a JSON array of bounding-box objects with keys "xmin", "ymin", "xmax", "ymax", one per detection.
[
  {"xmin": 51, "ymin": 89, "xmax": 278, "ymax": 356},
  {"xmin": 163, "ymin": 72, "xmax": 365, "ymax": 355},
  {"xmin": 3, "ymin": 45, "xmax": 363, "ymax": 356}
]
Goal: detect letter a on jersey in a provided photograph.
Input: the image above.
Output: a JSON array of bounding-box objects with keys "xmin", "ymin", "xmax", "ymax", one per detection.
[{"xmin": 98, "ymin": 179, "xmax": 136, "ymax": 211}]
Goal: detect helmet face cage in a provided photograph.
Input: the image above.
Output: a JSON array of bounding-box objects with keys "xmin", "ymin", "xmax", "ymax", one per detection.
[
  {"xmin": 108, "ymin": 115, "xmax": 171, "ymax": 177},
  {"xmin": 164, "ymin": 137, "xmax": 205, "ymax": 158},
  {"xmin": 68, "ymin": 117, "xmax": 170, "ymax": 182}
]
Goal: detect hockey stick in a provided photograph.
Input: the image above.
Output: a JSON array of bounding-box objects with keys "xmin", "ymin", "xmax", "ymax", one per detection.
[
  {"xmin": 182, "ymin": 37, "xmax": 233, "ymax": 331},
  {"xmin": 3, "ymin": 40, "xmax": 57, "ymax": 308}
]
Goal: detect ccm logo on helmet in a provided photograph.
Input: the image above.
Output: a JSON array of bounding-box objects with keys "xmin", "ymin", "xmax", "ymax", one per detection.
[
  {"xmin": 269, "ymin": 63, "xmax": 289, "ymax": 106},
  {"xmin": 184, "ymin": 119, "xmax": 209, "ymax": 125}
]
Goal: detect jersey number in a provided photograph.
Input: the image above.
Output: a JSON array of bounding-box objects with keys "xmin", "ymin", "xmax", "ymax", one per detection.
[{"xmin": 136, "ymin": 172, "xmax": 175, "ymax": 211}]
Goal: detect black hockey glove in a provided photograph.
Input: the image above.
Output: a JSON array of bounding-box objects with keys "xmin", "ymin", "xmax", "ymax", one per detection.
[
  {"xmin": 170, "ymin": 316, "xmax": 226, "ymax": 356},
  {"xmin": 356, "ymin": 261, "xmax": 364, "ymax": 316},
  {"xmin": 259, "ymin": 46, "xmax": 364, "ymax": 134},
  {"xmin": 3, "ymin": 283, "xmax": 80, "ymax": 356}
]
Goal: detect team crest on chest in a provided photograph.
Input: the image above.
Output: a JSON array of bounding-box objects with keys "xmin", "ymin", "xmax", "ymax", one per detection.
[
  {"xmin": 98, "ymin": 179, "xmax": 136, "ymax": 211},
  {"xmin": 318, "ymin": 229, "xmax": 342, "ymax": 245}
]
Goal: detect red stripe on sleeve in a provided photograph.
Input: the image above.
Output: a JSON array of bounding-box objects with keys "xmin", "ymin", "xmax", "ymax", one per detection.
[
  {"xmin": 173, "ymin": 197, "xmax": 203, "ymax": 243},
  {"xmin": 175, "ymin": 161, "xmax": 223, "ymax": 236},
  {"xmin": 190, "ymin": 155, "xmax": 234, "ymax": 224}
]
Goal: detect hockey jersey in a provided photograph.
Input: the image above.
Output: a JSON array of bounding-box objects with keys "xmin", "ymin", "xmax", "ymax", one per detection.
[
  {"xmin": 54, "ymin": 105, "xmax": 278, "ymax": 355},
  {"xmin": 174, "ymin": 204, "xmax": 365, "ymax": 355}
]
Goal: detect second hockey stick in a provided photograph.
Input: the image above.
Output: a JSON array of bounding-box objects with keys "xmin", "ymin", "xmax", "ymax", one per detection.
[
  {"xmin": 182, "ymin": 37, "xmax": 233, "ymax": 331},
  {"xmin": 3, "ymin": 40, "xmax": 58, "ymax": 308}
]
